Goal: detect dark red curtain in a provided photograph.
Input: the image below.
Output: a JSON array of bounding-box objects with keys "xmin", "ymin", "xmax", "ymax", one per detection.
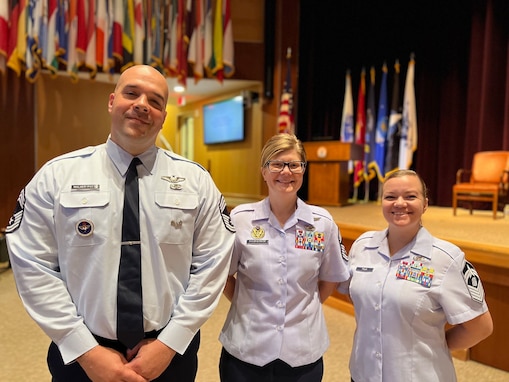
[
  {"xmin": 297, "ymin": 0, "xmax": 509, "ymax": 207},
  {"xmin": 425, "ymin": 0, "xmax": 509, "ymax": 206}
]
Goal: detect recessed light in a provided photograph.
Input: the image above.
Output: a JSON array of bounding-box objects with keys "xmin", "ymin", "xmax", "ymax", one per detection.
[{"xmin": 173, "ymin": 85, "xmax": 186, "ymax": 93}]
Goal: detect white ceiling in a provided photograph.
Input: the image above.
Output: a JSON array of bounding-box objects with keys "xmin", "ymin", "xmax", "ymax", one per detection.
[
  {"xmin": 165, "ymin": 77, "xmax": 261, "ymax": 105},
  {"xmin": 88, "ymin": 71, "xmax": 260, "ymax": 106}
]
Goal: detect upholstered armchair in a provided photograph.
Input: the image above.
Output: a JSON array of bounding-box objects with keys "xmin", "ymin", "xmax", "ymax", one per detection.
[{"xmin": 452, "ymin": 151, "xmax": 509, "ymax": 219}]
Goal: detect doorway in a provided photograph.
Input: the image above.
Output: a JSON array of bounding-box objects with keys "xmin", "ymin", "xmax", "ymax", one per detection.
[{"xmin": 177, "ymin": 114, "xmax": 195, "ymax": 160}]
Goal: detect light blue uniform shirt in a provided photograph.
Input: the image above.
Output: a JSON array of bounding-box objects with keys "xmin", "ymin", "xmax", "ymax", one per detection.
[
  {"xmin": 220, "ymin": 198, "xmax": 350, "ymax": 367},
  {"xmin": 341, "ymin": 227, "xmax": 488, "ymax": 382},
  {"xmin": 6, "ymin": 138, "xmax": 235, "ymax": 364}
]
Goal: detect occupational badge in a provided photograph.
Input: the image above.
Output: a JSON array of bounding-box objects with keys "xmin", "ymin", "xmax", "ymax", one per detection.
[
  {"xmin": 251, "ymin": 226, "xmax": 265, "ymax": 239},
  {"xmin": 161, "ymin": 175, "xmax": 186, "ymax": 190},
  {"xmin": 247, "ymin": 225, "xmax": 268, "ymax": 245}
]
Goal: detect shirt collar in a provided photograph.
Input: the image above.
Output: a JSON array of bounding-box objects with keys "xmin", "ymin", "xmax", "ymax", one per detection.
[
  {"xmin": 106, "ymin": 137, "xmax": 158, "ymax": 176},
  {"xmin": 367, "ymin": 227, "xmax": 433, "ymax": 261},
  {"xmin": 256, "ymin": 197, "xmax": 315, "ymax": 228}
]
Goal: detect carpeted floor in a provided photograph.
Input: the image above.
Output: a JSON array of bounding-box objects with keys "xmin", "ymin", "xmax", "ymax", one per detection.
[{"xmin": 1, "ymin": 264, "xmax": 508, "ymax": 381}]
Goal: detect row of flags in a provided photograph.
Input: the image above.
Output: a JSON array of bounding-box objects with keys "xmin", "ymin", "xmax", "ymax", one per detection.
[
  {"xmin": 340, "ymin": 56, "xmax": 417, "ymax": 192},
  {"xmin": 0, "ymin": 0, "xmax": 234, "ymax": 86}
]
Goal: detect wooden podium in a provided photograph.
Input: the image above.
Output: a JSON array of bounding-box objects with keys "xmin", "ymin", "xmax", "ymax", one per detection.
[{"xmin": 303, "ymin": 141, "xmax": 363, "ymax": 206}]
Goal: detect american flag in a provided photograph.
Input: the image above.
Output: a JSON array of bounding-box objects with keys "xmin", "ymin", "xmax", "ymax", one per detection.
[{"xmin": 278, "ymin": 47, "xmax": 294, "ymax": 134}]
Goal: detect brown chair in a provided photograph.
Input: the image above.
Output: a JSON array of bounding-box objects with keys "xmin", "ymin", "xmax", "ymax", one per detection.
[{"xmin": 452, "ymin": 151, "xmax": 509, "ymax": 219}]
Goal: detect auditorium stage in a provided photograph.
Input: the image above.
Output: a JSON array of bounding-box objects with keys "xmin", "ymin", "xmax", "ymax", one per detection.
[
  {"xmin": 327, "ymin": 201, "xmax": 509, "ymax": 269},
  {"xmin": 225, "ymin": 195, "xmax": 509, "ymax": 268}
]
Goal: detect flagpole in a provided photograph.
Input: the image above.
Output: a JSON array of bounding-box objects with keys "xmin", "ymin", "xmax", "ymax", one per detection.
[{"xmin": 364, "ymin": 179, "xmax": 370, "ymax": 203}]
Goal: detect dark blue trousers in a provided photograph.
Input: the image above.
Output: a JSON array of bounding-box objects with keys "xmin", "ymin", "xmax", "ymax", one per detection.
[
  {"xmin": 219, "ymin": 348, "xmax": 323, "ymax": 382},
  {"xmin": 47, "ymin": 330, "xmax": 200, "ymax": 382}
]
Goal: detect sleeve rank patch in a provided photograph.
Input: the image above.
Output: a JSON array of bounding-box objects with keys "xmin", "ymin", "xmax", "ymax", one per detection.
[
  {"xmin": 462, "ymin": 260, "xmax": 485, "ymax": 303},
  {"xmin": 6, "ymin": 189, "xmax": 26, "ymax": 234},
  {"xmin": 340, "ymin": 239, "xmax": 348, "ymax": 262},
  {"xmin": 219, "ymin": 195, "xmax": 235, "ymax": 233}
]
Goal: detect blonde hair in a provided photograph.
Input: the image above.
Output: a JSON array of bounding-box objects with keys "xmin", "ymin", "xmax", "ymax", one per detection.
[
  {"xmin": 260, "ymin": 134, "xmax": 307, "ymax": 168},
  {"xmin": 383, "ymin": 169, "xmax": 428, "ymax": 199}
]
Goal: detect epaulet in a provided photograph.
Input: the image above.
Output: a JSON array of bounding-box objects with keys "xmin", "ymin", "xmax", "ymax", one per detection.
[
  {"xmin": 432, "ymin": 237, "xmax": 462, "ymax": 260},
  {"xmin": 162, "ymin": 149, "xmax": 207, "ymax": 171},
  {"xmin": 309, "ymin": 206, "xmax": 333, "ymax": 221},
  {"xmin": 48, "ymin": 146, "xmax": 96, "ymax": 164},
  {"xmin": 231, "ymin": 203, "xmax": 256, "ymax": 215}
]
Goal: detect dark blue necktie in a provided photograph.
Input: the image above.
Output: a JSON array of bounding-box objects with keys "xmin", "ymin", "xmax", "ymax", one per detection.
[{"xmin": 117, "ymin": 157, "xmax": 144, "ymax": 348}]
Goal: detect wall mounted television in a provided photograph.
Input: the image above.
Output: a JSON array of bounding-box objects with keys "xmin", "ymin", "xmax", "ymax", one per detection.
[{"xmin": 203, "ymin": 95, "xmax": 245, "ymax": 145}]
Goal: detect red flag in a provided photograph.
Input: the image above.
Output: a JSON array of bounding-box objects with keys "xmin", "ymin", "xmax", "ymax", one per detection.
[
  {"xmin": 75, "ymin": 0, "xmax": 87, "ymax": 65},
  {"xmin": 353, "ymin": 69, "xmax": 366, "ymax": 187},
  {"xmin": 277, "ymin": 48, "xmax": 294, "ymax": 134},
  {"xmin": 203, "ymin": 0, "xmax": 212, "ymax": 76},
  {"xmin": 0, "ymin": 0, "xmax": 9, "ymax": 73},
  {"xmin": 7, "ymin": 0, "xmax": 27, "ymax": 76},
  {"xmin": 112, "ymin": 0, "xmax": 124, "ymax": 63},
  {"xmin": 95, "ymin": 0, "xmax": 107, "ymax": 70}
]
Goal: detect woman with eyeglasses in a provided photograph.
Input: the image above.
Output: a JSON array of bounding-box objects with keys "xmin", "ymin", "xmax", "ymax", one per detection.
[{"xmin": 218, "ymin": 133, "xmax": 350, "ymax": 381}]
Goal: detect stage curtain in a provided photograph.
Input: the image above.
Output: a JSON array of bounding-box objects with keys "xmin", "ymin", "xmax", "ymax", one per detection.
[{"xmin": 297, "ymin": 0, "xmax": 509, "ymax": 207}]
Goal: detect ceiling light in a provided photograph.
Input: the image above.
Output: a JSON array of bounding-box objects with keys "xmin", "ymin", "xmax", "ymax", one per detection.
[{"xmin": 173, "ymin": 85, "xmax": 186, "ymax": 93}]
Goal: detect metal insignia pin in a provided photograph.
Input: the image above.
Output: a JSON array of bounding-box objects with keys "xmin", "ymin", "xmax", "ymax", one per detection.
[
  {"xmin": 171, "ymin": 220, "xmax": 183, "ymax": 228},
  {"xmin": 251, "ymin": 226, "xmax": 265, "ymax": 239},
  {"xmin": 161, "ymin": 175, "xmax": 186, "ymax": 183},
  {"xmin": 76, "ymin": 220, "xmax": 94, "ymax": 237}
]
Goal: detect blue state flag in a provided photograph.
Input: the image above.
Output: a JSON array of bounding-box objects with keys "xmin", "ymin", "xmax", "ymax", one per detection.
[
  {"xmin": 374, "ymin": 63, "xmax": 388, "ymax": 181},
  {"xmin": 385, "ymin": 60, "xmax": 402, "ymax": 175},
  {"xmin": 364, "ymin": 66, "xmax": 377, "ymax": 182}
]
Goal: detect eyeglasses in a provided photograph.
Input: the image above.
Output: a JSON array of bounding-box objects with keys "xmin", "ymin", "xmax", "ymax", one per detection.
[{"xmin": 265, "ymin": 160, "xmax": 306, "ymax": 173}]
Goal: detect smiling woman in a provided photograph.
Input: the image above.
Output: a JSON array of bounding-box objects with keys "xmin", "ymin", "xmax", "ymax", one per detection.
[
  {"xmin": 218, "ymin": 133, "xmax": 350, "ymax": 382},
  {"xmin": 339, "ymin": 169, "xmax": 494, "ymax": 382}
]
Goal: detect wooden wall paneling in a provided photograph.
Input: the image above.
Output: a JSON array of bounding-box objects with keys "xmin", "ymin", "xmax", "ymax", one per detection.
[{"xmin": 0, "ymin": 71, "xmax": 36, "ymax": 228}]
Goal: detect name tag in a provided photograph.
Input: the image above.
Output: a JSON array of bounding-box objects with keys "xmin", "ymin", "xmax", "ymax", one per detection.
[
  {"xmin": 356, "ymin": 267, "xmax": 374, "ymax": 272},
  {"xmin": 247, "ymin": 239, "xmax": 269, "ymax": 245},
  {"xmin": 71, "ymin": 184, "xmax": 100, "ymax": 191}
]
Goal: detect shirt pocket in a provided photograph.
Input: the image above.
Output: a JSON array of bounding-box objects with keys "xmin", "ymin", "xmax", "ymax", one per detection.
[
  {"xmin": 154, "ymin": 192, "xmax": 198, "ymax": 244},
  {"xmin": 58, "ymin": 191, "xmax": 110, "ymax": 247}
]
